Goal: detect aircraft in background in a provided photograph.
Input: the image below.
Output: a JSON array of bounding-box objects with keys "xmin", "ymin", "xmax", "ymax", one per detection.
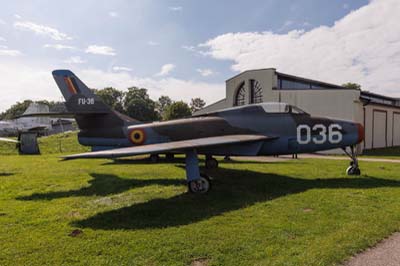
[
  {"xmin": 35, "ymin": 70, "xmax": 365, "ymax": 194},
  {"xmin": 0, "ymin": 103, "xmax": 51, "ymax": 136}
]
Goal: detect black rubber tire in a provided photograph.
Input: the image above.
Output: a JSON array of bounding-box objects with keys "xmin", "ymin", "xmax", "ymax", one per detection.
[
  {"xmin": 188, "ymin": 174, "xmax": 211, "ymax": 194},
  {"xmin": 346, "ymin": 166, "xmax": 361, "ymax": 176},
  {"xmin": 149, "ymin": 154, "xmax": 159, "ymax": 163},
  {"xmin": 205, "ymin": 158, "xmax": 219, "ymax": 169},
  {"xmin": 165, "ymin": 153, "xmax": 175, "ymax": 161}
]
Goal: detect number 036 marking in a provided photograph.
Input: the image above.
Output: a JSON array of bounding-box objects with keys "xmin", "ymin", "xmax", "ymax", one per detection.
[{"xmin": 297, "ymin": 124, "xmax": 342, "ymax": 144}]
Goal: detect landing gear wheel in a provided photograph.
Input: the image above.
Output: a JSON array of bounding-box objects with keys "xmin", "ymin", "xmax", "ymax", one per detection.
[
  {"xmin": 346, "ymin": 165, "xmax": 361, "ymax": 175},
  {"xmin": 165, "ymin": 153, "xmax": 174, "ymax": 161},
  {"xmin": 343, "ymin": 146, "xmax": 361, "ymax": 176},
  {"xmin": 205, "ymin": 158, "xmax": 219, "ymax": 169},
  {"xmin": 149, "ymin": 154, "xmax": 159, "ymax": 163},
  {"xmin": 188, "ymin": 174, "xmax": 211, "ymax": 194}
]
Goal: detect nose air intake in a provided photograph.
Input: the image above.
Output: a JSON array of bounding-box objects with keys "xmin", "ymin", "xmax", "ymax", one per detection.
[{"xmin": 357, "ymin": 123, "xmax": 365, "ymax": 143}]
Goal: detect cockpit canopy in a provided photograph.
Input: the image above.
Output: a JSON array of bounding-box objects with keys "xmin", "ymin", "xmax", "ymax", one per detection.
[
  {"xmin": 259, "ymin": 102, "xmax": 307, "ymax": 114},
  {"xmin": 197, "ymin": 102, "xmax": 308, "ymax": 117}
]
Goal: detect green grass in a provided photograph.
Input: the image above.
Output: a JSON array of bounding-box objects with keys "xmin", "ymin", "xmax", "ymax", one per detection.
[
  {"xmin": 0, "ymin": 131, "xmax": 90, "ymax": 156},
  {"xmin": 1, "ymin": 134, "xmax": 400, "ymax": 265}
]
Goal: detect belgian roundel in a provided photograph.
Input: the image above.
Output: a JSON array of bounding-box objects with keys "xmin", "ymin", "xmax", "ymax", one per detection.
[{"xmin": 129, "ymin": 129, "xmax": 146, "ymax": 145}]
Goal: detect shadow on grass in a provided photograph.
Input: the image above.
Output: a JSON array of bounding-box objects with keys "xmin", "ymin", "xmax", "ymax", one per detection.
[
  {"xmin": 0, "ymin": 172, "xmax": 14, "ymax": 177},
  {"xmin": 71, "ymin": 167, "xmax": 400, "ymax": 230},
  {"xmin": 17, "ymin": 173, "xmax": 183, "ymax": 201}
]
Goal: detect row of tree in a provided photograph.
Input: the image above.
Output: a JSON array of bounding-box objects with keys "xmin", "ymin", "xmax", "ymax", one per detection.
[
  {"xmin": 93, "ymin": 87, "xmax": 206, "ymax": 121},
  {"xmin": 0, "ymin": 87, "xmax": 206, "ymax": 122}
]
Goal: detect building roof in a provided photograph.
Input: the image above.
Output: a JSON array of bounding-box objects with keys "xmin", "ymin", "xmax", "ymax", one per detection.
[
  {"xmin": 225, "ymin": 68, "xmax": 276, "ymax": 82},
  {"xmin": 360, "ymin": 91, "xmax": 400, "ymax": 108},
  {"xmin": 208, "ymin": 68, "xmax": 400, "ymax": 111}
]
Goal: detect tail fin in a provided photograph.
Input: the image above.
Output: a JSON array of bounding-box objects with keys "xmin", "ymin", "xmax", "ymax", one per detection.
[
  {"xmin": 52, "ymin": 70, "xmax": 111, "ymax": 115},
  {"xmin": 52, "ymin": 70, "xmax": 137, "ymax": 136}
]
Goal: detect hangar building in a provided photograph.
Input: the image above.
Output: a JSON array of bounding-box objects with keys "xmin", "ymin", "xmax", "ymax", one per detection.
[{"xmin": 195, "ymin": 68, "xmax": 400, "ymax": 152}]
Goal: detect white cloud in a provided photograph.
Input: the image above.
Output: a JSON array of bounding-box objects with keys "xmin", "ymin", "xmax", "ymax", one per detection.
[
  {"xmin": 147, "ymin": 41, "xmax": 159, "ymax": 46},
  {"xmin": 0, "ymin": 62, "xmax": 58, "ymax": 111},
  {"xmin": 63, "ymin": 56, "xmax": 86, "ymax": 64},
  {"xmin": 109, "ymin": 11, "xmax": 119, "ymax": 18},
  {"xmin": 0, "ymin": 19, "xmax": 5, "ymax": 25},
  {"xmin": 182, "ymin": 45, "xmax": 209, "ymax": 56},
  {"xmin": 201, "ymin": 0, "xmax": 400, "ymax": 97},
  {"xmin": 85, "ymin": 45, "xmax": 116, "ymax": 56},
  {"xmin": 14, "ymin": 14, "xmax": 22, "ymax": 19},
  {"xmin": 43, "ymin": 44, "xmax": 76, "ymax": 50},
  {"xmin": 14, "ymin": 21, "xmax": 72, "ymax": 41},
  {"xmin": 112, "ymin": 66, "xmax": 133, "ymax": 72},
  {"xmin": 0, "ymin": 63, "xmax": 224, "ymax": 112},
  {"xmin": 169, "ymin": 6, "xmax": 183, "ymax": 11},
  {"xmin": 155, "ymin": 63, "xmax": 175, "ymax": 76},
  {"xmin": 182, "ymin": 45, "xmax": 196, "ymax": 52},
  {"xmin": 0, "ymin": 37, "xmax": 5, "ymax": 41},
  {"xmin": 0, "ymin": 47, "xmax": 22, "ymax": 56},
  {"xmin": 196, "ymin": 68, "xmax": 214, "ymax": 77},
  {"xmin": 79, "ymin": 69, "xmax": 223, "ymax": 106}
]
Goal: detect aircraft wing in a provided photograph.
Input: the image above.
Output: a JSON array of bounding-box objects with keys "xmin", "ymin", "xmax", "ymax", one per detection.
[
  {"xmin": 0, "ymin": 137, "xmax": 19, "ymax": 143},
  {"xmin": 63, "ymin": 134, "xmax": 272, "ymax": 160},
  {"xmin": 17, "ymin": 112, "xmax": 76, "ymax": 118}
]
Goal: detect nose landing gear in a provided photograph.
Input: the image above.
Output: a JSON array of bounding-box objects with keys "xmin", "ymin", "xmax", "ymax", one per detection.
[{"xmin": 343, "ymin": 146, "xmax": 361, "ymax": 175}]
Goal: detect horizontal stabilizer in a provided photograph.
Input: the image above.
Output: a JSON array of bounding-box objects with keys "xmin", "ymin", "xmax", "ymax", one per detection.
[
  {"xmin": 63, "ymin": 134, "xmax": 273, "ymax": 160},
  {"xmin": 17, "ymin": 112, "xmax": 104, "ymax": 118},
  {"xmin": 0, "ymin": 137, "xmax": 19, "ymax": 143}
]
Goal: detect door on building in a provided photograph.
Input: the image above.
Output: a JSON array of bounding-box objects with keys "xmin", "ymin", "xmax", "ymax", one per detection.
[
  {"xmin": 393, "ymin": 112, "xmax": 400, "ymax": 146},
  {"xmin": 372, "ymin": 110, "xmax": 387, "ymax": 148}
]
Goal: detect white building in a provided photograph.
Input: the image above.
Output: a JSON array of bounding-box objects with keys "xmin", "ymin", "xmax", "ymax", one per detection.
[{"xmin": 196, "ymin": 68, "xmax": 400, "ymax": 152}]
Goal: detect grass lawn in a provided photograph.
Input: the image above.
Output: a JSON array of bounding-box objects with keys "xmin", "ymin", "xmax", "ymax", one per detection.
[{"xmin": 1, "ymin": 134, "xmax": 400, "ymax": 265}]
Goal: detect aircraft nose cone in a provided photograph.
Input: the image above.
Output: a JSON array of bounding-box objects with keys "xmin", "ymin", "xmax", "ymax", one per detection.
[{"xmin": 356, "ymin": 123, "xmax": 365, "ymax": 143}]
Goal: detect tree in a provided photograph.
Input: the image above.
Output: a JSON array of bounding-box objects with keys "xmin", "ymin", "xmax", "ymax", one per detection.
[
  {"xmin": 342, "ymin": 83, "xmax": 361, "ymax": 90},
  {"xmin": 156, "ymin": 95, "xmax": 173, "ymax": 120},
  {"xmin": 190, "ymin": 98, "xmax": 206, "ymax": 113},
  {"xmin": 164, "ymin": 101, "xmax": 192, "ymax": 120},
  {"xmin": 94, "ymin": 87, "xmax": 125, "ymax": 113},
  {"xmin": 124, "ymin": 87, "xmax": 160, "ymax": 121}
]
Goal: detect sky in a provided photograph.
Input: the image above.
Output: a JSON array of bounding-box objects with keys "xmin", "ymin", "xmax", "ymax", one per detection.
[{"xmin": 0, "ymin": 0, "xmax": 399, "ymax": 112}]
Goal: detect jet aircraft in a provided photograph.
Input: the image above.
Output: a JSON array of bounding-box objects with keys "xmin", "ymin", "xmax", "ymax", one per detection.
[{"xmin": 46, "ymin": 70, "xmax": 364, "ymax": 194}]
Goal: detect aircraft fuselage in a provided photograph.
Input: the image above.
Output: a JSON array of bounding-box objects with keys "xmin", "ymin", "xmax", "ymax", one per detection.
[{"xmin": 78, "ymin": 103, "xmax": 363, "ymax": 156}]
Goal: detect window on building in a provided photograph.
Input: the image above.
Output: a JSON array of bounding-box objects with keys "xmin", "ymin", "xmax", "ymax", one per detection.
[
  {"xmin": 361, "ymin": 94, "xmax": 396, "ymax": 106},
  {"xmin": 250, "ymin": 79, "xmax": 263, "ymax": 104},
  {"xmin": 277, "ymin": 75, "xmax": 339, "ymax": 90},
  {"xmin": 279, "ymin": 78, "xmax": 311, "ymax": 89},
  {"xmin": 234, "ymin": 82, "xmax": 246, "ymax": 106}
]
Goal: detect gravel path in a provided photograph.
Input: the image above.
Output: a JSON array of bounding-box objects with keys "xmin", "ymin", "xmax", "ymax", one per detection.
[{"xmin": 343, "ymin": 233, "xmax": 400, "ymax": 266}]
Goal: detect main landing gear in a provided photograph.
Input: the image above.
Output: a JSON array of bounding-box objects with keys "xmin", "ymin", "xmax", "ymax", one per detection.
[
  {"xmin": 343, "ymin": 146, "xmax": 361, "ymax": 176},
  {"xmin": 205, "ymin": 155, "xmax": 219, "ymax": 169},
  {"xmin": 188, "ymin": 173, "xmax": 211, "ymax": 194},
  {"xmin": 186, "ymin": 150, "xmax": 212, "ymax": 194}
]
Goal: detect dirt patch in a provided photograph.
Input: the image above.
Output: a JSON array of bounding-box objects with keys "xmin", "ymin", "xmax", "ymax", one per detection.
[{"xmin": 191, "ymin": 257, "xmax": 209, "ymax": 266}]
